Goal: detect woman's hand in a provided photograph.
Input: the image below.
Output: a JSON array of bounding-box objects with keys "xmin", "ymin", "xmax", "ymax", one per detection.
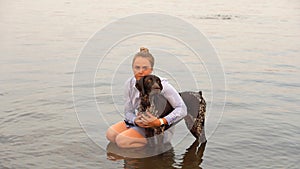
[
  {"xmin": 135, "ymin": 112, "xmax": 161, "ymax": 128},
  {"xmin": 140, "ymin": 112, "xmax": 160, "ymax": 128},
  {"xmin": 134, "ymin": 115, "xmax": 149, "ymax": 128}
]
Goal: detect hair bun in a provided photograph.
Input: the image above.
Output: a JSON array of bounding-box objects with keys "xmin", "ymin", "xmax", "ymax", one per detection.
[{"xmin": 140, "ymin": 47, "xmax": 149, "ymax": 53}]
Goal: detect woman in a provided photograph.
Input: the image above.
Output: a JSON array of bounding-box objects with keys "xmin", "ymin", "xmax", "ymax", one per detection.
[{"xmin": 106, "ymin": 47, "xmax": 187, "ymax": 148}]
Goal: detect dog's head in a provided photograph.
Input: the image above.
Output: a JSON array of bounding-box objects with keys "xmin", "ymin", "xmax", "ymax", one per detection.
[{"xmin": 135, "ymin": 75, "xmax": 163, "ymax": 96}]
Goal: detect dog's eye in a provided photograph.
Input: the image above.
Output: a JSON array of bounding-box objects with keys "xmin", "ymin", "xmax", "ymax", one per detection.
[{"xmin": 147, "ymin": 79, "xmax": 152, "ymax": 83}]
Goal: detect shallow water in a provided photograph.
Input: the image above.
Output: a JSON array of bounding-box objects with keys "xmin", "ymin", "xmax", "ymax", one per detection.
[{"xmin": 1, "ymin": 0, "xmax": 300, "ymax": 168}]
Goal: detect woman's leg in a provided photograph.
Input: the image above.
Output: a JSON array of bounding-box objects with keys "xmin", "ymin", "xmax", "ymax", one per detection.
[
  {"xmin": 106, "ymin": 121, "xmax": 128, "ymax": 143},
  {"xmin": 115, "ymin": 128, "xmax": 147, "ymax": 148},
  {"xmin": 106, "ymin": 121, "xmax": 147, "ymax": 148}
]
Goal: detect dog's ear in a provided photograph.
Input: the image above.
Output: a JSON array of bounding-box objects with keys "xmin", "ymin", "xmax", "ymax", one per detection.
[
  {"xmin": 135, "ymin": 77, "xmax": 145, "ymax": 95},
  {"xmin": 158, "ymin": 77, "xmax": 163, "ymax": 90}
]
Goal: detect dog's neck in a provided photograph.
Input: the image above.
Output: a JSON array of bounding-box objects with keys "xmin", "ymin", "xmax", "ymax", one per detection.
[
  {"xmin": 139, "ymin": 94, "xmax": 150, "ymax": 112},
  {"xmin": 138, "ymin": 94, "xmax": 158, "ymax": 116}
]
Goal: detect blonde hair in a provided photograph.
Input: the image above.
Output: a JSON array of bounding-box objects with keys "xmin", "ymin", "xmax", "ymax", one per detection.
[{"xmin": 132, "ymin": 47, "xmax": 155, "ymax": 68}]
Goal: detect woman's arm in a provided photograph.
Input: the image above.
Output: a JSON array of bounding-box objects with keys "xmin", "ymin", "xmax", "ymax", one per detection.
[
  {"xmin": 124, "ymin": 78, "xmax": 137, "ymax": 125},
  {"xmin": 161, "ymin": 79, "xmax": 187, "ymax": 125}
]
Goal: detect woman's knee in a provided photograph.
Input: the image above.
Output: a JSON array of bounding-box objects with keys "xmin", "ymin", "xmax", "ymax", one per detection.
[
  {"xmin": 106, "ymin": 127, "xmax": 117, "ymax": 142},
  {"xmin": 106, "ymin": 121, "xmax": 127, "ymax": 142}
]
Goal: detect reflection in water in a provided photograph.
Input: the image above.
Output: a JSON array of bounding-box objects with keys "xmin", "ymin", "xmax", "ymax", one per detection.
[
  {"xmin": 177, "ymin": 140, "xmax": 207, "ymax": 169},
  {"xmin": 106, "ymin": 140, "xmax": 207, "ymax": 169}
]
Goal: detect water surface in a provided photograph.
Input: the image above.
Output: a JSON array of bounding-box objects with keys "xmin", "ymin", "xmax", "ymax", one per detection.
[{"xmin": 1, "ymin": 0, "xmax": 299, "ymax": 168}]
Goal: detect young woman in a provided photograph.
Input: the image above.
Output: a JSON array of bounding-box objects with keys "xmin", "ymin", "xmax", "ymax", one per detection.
[{"xmin": 106, "ymin": 47, "xmax": 187, "ymax": 148}]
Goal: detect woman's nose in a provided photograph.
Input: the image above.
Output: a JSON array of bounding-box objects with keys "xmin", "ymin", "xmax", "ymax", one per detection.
[{"xmin": 138, "ymin": 68, "xmax": 144, "ymax": 73}]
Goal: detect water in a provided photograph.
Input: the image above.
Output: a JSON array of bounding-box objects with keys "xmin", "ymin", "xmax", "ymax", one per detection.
[{"xmin": 1, "ymin": 0, "xmax": 299, "ymax": 168}]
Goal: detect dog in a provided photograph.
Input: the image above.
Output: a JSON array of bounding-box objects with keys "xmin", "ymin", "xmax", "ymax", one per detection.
[
  {"xmin": 135, "ymin": 75, "xmax": 206, "ymax": 144},
  {"xmin": 135, "ymin": 75, "xmax": 173, "ymax": 139}
]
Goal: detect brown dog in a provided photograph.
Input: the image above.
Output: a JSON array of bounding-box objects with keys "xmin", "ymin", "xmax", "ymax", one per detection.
[
  {"xmin": 136, "ymin": 75, "xmax": 206, "ymax": 144},
  {"xmin": 135, "ymin": 75, "xmax": 163, "ymax": 114},
  {"xmin": 135, "ymin": 75, "xmax": 173, "ymax": 139}
]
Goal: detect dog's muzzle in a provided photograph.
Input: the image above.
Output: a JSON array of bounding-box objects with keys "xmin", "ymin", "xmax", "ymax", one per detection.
[{"xmin": 150, "ymin": 82, "xmax": 162, "ymax": 94}]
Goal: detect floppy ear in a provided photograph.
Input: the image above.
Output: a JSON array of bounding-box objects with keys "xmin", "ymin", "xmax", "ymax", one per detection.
[
  {"xmin": 158, "ymin": 78, "xmax": 163, "ymax": 90},
  {"xmin": 135, "ymin": 77, "xmax": 145, "ymax": 95}
]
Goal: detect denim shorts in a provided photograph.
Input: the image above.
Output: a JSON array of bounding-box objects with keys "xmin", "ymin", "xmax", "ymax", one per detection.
[
  {"xmin": 130, "ymin": 126, "xmax": 146, "ymax": 137},
  {"xmin": 124, "ymin": 120, "xmax": 174, "ymax": 143},
  {"xmin": 124, "ymin": 120, "xmax": 146, "ymax": 137}
]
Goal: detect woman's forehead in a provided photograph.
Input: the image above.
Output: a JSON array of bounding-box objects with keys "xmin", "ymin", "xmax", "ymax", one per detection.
[{"xmin": 133, "ymin": 57, "xmax": 151, "ymax": 66}]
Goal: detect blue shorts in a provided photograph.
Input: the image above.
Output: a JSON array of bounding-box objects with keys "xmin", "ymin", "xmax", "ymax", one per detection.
[
  {"xmin": 130, "ymin": 126, "xmax": 146, "ymax": 137},
  {"xmin": 124, "ymin": 120, "xmax": 146, "ymax": 137},
  {"xmin": 124, "ymin": 120, "xmax": 174, "ymax": 143}
]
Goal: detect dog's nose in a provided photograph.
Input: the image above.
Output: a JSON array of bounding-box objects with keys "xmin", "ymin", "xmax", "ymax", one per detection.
[{"xmin": 152, "ymin": 83, "xmax": 161, "ymax": 90}]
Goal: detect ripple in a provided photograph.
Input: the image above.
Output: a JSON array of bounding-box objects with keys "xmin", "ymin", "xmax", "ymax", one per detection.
[{"xmin": 189, "ymin": 14, "xmax": 243, "ymax": 20}]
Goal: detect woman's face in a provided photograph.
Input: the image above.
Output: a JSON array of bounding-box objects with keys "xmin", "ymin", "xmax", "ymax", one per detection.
[{"xmin": 132, "ymin": 57, "xmax": 153, "ymax": 80}]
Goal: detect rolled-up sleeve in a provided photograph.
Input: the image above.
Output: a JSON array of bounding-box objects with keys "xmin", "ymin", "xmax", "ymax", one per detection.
[
  {"xmin": 124, "ymin": 78, "xmax": 137, "ymax": 124},
  {"xmin": 161, "ymin": 80, "xmax": 187, "ymax": 125}
]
